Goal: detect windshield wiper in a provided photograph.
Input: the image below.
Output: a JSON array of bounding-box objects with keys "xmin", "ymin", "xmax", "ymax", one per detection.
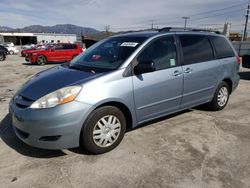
[{"xmin": 68, "ymin": 64, "xmax": 96, "ymax": 74}]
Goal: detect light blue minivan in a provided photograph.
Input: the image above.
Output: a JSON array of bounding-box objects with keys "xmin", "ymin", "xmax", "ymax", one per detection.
[{"xmin": 9, "ymin": 28, "xmax": 240, "ymax": 154}]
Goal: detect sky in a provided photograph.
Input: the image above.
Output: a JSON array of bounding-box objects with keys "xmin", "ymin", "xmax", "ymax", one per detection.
[{"xmin": 0, "ymin": 0, "xmax": 248, "ymax": 32}]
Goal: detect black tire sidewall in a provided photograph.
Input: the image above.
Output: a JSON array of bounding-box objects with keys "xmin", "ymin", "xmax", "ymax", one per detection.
[
  {"xmin": 209, "ymin": 82, "xmax": 230, "ymax": 111},
  {"xmin": 0, "ymin": 54, "xmax": 4, "ymax": 61},
  {"xmin": 81, "ymin": 106, "xmax": 126, "ymax": 154}
]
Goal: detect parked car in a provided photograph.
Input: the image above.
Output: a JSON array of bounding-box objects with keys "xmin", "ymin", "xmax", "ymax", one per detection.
[
  {"xmin": 1, "ymin": 44, "xmax": 19, "ymax": 55},
  {"xmin": 0, "ymin": 50, "xmax": 6, "ymax": 61},
  {"xmin": 21, "ymin": 44, "xmax": 46, "ymax": 57},
  {"xmin": 21, "ymin": 43, "xmax": 36, "ymax": 49},
  {"xmin": 9, "ymin": 28, "xmax": 240, "ymax": 154},
  {"xmin": 0, "ymin": 42, "xmax": 14, "ymax": 47},
  {"xmin": 25, "ymin": 43, "xmax": 83, "ymax": 65},
  {"xmin": 242, "ymin": 49, "xmax": 250, "ymax": 68},
  {"xmin": 0, "ymin": 45, "xmax": 8, "ymax": 56}
]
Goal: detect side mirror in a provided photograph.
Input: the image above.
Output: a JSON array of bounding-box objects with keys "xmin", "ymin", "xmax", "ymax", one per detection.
[
  {"xmin": 242, "ymin": 55, "xmax": 250, "ymax": 65},
  {"xmin": 134, "ymin": 61, "xmax": 156, "ymax": 75}
]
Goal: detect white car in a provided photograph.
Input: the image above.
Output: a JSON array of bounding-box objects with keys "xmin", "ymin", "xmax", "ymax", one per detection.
[
  {"xmin": 22, "ymin": 43, "xmax": 36, "ymax": 49},
  {"xmin": 3, "ymin": 42, "xmax": 14, "ymax": 47},
  {"xmin": 1, "ymin": 44, "xmax": 19, "ymax": 55}
]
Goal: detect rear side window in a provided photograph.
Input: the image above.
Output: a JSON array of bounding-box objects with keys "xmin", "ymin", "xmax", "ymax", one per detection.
[
  {"xmin": 179, "ymin": 35, "xmax": 214, "ymax": 65},
  {"xmin": 210, "ymin": 36, "xmax": 235, "ymax": 59},
  {"xmin": 63, "ymin": 44, "xmax": 70, "ymax": 49},
  {"xmin": 55, "ymin": 44, "xmax": 64, "ymax": 50},
  {"xmin": 63, "ymin": 44, "xmax": 77, "ymax": 49}
]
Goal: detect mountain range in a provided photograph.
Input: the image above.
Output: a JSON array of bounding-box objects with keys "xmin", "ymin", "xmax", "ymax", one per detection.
[{"xmin": 0, "ymin": 24, "xmax": 100, "ymax": 36}]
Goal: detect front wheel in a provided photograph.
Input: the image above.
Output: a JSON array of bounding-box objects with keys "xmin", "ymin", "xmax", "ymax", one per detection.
[
  {"xmin": 36, "ymin": 55, "xmax": 47, "ymax": 65},
  {"xmin": 81, "ymin": 106, "xmax": 126, "ymax": 154},
  {"xmin": 9, "ymin": 50, "xmax": 14, "ymax": 55},
  {"xmin": 207, "ymin": 81, "xmax": 230, "ymax": 111}
]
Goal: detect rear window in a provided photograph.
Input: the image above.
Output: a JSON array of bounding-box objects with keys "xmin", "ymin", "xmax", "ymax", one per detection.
[
  {"xmin": 210, "ymin": 36, "xmax": 235, "ymax": 59},
  {"xmin": 179, "ymin": 35, "xmax": 214, "ymax": 65}
]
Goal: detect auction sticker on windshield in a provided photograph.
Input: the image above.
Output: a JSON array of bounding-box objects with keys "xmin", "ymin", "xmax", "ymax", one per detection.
[{"xmin": 120, "ymin": 42, "xmax": 139, "ymax": 47}]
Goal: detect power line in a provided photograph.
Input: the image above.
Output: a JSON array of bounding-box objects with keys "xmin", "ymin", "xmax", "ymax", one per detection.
[
  {"xmin": 135, "ymin": 2, "xmax": 246, "ymax": 26},
  {"xmin": 110, "ymin": 2, "xmax": 247, "ymax": 31},
  {"xmin": 191, "ymin": 8, "xmax": 245, "ymax": 21},
  {"xmin": 188, "ymin": 2, "xmax": 247, "ymax": 17}
]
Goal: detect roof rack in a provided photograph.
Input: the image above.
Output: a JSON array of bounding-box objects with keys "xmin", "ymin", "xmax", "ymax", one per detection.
[{"xmin": 158, "ymin": 27, "xmax": 221, "ymax": 34}]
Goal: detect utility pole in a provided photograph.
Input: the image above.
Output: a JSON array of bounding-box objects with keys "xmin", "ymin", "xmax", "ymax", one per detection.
[
  {"xmin": 105, "ymin": 25, "xmax": 110, "ymax": 37},
  {"xmin": 243, "ymin": 3, "xmax": 250, "ymax": 41},
  {"xmin": 151, "ymin": 20, "xmax": 154, "ymax": 30},
  {"xmin": 182, "ymin": 17, "xmax": 190, "ymax": 30}
]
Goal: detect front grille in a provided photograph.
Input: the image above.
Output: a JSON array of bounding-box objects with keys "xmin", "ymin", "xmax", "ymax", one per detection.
[{"xmin": 14, "ymin": 94, "xmax": 34, "ymax": 109}]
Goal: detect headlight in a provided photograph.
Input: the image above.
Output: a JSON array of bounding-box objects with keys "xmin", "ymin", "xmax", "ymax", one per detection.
[{"xmin": 30, "ymin": 86, "xmax": 82, "ymax": 109}]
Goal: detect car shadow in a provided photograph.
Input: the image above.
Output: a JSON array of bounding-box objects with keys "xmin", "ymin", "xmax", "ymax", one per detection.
[
  {"xmin": 0, "ymin": 114, "xmax": 66, "ymax": 158},
  {"xmin": 127, "ymin": 109, "xmax": 192, "ymax": 132},
  {"xmin": 0, "ymin": 107, "xmax": 206, "ymax": 157},
  {"xmin": 239, "ymin": 71, "xmax": 250, "ymax": 80}
]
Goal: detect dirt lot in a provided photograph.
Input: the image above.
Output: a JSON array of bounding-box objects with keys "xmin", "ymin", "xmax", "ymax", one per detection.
[{"xmin": 0, "ymin": 55, "xmax": 250, "ymax": 188}]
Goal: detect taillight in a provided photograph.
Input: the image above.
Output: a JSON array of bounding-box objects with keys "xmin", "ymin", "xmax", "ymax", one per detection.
[{"xmin": 236, "ymin": 56, "xmax": 241, "ymax": 64}]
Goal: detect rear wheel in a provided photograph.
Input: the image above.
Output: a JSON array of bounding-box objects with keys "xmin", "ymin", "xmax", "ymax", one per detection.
[
  {"xmin": 0, "ymin": 54, "xmax": 5, "ymax": 61},
  {"xmin": 9, "ymin": 50, "xmax": 14, "ymax": 55},
  {"xmin": 81, "ymin": 106, "xmax": 126, "ymax": 154},
  {"xmin": 207, "ymin": 81, "xmax": 230, "ymax": 111},
  {"xmin": 36, "ymin": 55, "xmax": 47, "ymax": 65}
]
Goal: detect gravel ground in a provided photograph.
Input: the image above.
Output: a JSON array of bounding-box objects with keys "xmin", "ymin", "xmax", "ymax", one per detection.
[{"xmin": 0, "ymin": 55, "xmax": 250, "ymax": 188}]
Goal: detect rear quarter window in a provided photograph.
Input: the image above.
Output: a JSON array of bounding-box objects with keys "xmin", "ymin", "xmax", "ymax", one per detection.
[
  {"xmin": 179, "ymin": 35, "xmax": 214, "ymax": 65},
  {"xmin": 210, "ymin": 36, "xmax": 235, "ymax": 59}
]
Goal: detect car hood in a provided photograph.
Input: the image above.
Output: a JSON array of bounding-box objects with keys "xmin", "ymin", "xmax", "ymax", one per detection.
[{"xmin": 18, "ymin": 65, "xmax": 105, "ymax": 100}]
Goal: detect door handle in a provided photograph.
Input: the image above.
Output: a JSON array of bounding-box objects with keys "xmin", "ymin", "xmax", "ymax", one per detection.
[
  {"xmin": 184, "ymin": 68, "xmax": 192, "ymax": 74},
  {"xmin": 173, "ymin": 70, "xmax": 182, "ymax": 77}
]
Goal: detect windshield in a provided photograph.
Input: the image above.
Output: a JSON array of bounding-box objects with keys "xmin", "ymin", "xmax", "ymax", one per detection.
[{"xmin": 69, "ymin": 36, "xmax": 146, "ymax": 71}]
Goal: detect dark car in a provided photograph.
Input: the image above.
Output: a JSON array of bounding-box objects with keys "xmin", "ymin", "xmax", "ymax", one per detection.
[
  {"xmin": 0, "ymin": 45, "xmax": 8, "ymax": 56},
  {"xmin": 0, "ymin": 50, "xmax": 6, "ymax": 61},
  {"xmin": 242, "ymin": 50, "xmax": 250, "ymax": 68}
]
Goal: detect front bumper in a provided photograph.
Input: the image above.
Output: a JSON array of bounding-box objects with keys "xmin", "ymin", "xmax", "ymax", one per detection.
[
  {"xmin": 9, "ymin": 99, "xmax": 92, "ymax": 150},
  {"xmin": 25, "ymin": 55, "xmax": 37, "ymax": 63}
]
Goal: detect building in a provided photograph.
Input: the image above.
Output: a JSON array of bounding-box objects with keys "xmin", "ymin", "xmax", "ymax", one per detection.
[{"xmin": 0, "ymin": 32, "xmax": 77, "ymax": 45}]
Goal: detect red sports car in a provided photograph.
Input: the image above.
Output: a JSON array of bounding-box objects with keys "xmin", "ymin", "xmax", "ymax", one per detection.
[{"xmin": 25, "ymin": 43, "xmax": 82, "ymax": 65}]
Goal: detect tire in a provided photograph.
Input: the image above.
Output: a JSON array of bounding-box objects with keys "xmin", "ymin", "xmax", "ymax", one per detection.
[
  {"xmin": 9, "ymin": 50, "xmax": 14, "ymax": 55},
  {"xmin": 0, "ymin": 54, "xmax": 5, "ymax": 61},
  {"xmin": 81, "ymin": 106, "xmax": 126, "ymax": 154},
  {"xmin": 207, "ymin": 81, "xmax": 230, "ymax": 111},
  {"xmin": 36, "ymin": 55, "xmax": 47, "ymax": 65}
]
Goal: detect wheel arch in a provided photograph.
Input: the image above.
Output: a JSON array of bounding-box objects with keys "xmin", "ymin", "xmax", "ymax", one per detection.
[
  {"xmin": 222, "ymin": 78, "xmax": 233, "ymax": 94},
  {"xmin": 36, "ymin": 54, "xmax": 47, "ymax": 64},
  {"xmin": 95, "ymin": 101, "xmax": 133, "ymax": 131}
]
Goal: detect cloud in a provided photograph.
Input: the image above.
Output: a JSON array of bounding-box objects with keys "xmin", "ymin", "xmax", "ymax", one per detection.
[{"xmin": 0, "ymin": 0, "xmax": 248, "ymax": 31}]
